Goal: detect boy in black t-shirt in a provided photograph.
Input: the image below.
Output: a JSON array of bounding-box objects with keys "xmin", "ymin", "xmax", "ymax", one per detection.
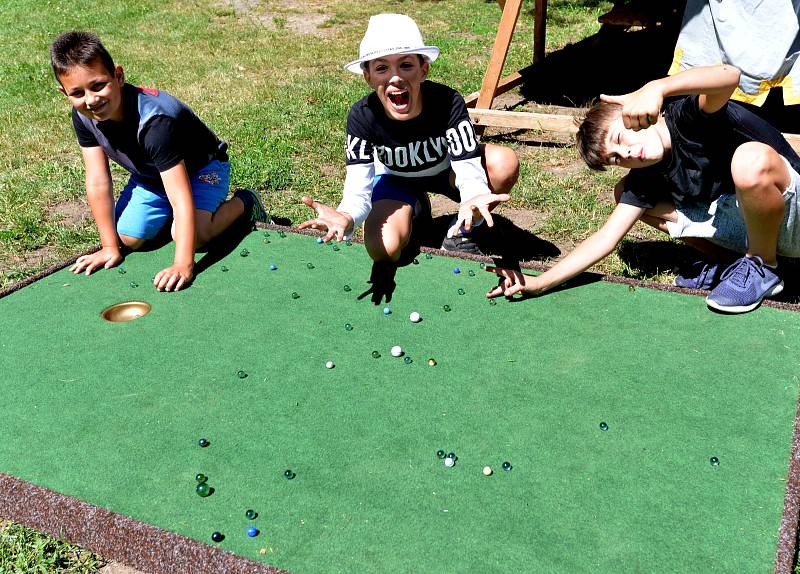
[
  {"xmin": 299, "ymin": 14, "xmax": 519, "ymax": 261},
  {"xmin": 487, "ymin": 64, "xmax": 800, "ymax": 314},
  {"xmin": 50, "ymin": 31, "xmax": 267, "ymax": 292}
]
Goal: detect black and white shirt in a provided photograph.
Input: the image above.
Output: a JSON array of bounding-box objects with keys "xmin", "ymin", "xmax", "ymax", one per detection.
[{"xmin": 339, "ymin": 81, "xmax": 489, "ymax": 226}]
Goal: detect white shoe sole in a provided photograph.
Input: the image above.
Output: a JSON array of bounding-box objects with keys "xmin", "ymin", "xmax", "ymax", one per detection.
[{"xmin": 705, "ymin": 281, "xmax": 784, "ymax": 314}]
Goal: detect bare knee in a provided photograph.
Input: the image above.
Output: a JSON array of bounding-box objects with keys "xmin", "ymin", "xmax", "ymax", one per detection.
[
  {"xmin": 119, "ymin": 234, "xmax": 145, "ymax": 250},
  {"xmin": 364, "ymin": 202, "xmax": 412, "ymax": 263},
  {"xmin": 483, "ymin": 144, "xmax": 519, "ymax": 194},
  {"xmin": 731, "ymin": 142, "xmax": 784, "ymax": 193}
]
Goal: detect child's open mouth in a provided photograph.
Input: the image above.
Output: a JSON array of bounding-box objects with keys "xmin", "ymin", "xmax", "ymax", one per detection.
[{"xmin": 387, "ymin": 90, "xmax": 410, "ymax": 109}]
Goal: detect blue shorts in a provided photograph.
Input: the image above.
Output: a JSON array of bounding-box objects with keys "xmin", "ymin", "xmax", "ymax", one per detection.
[
  {"xmin": 372, "ymin": 171, "xmax": 458, "ymax": 214},
  {"xmin": 115, "ymin": 160, "xmax": 230, "ymax": 240}
]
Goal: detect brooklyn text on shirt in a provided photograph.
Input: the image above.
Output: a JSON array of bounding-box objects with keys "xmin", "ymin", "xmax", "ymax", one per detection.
[{"xmin": 345, "ymin": 120, "xmax": 478, "ymax": 168}]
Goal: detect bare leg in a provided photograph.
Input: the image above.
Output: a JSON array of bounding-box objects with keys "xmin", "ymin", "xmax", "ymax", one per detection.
[
  {"xmin": 614, "ymin": 178, "xmax": 739, "ymax": 264},
  {"xmin": 481, "ymin": 143, "xmax": 519, "ymax": 197},
  {"xmin": 730, "ymin": 142, "xmax": 788, "ymax": 266},
  {"xmin": 168, "ymin": 198, "xmax": 246, "ymax": 248},
  {"xmin": 364, "ymin": 199, "xmax": 413, "ymax": 263}
]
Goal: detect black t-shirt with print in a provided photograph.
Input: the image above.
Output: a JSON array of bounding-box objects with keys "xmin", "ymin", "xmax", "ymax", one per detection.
[{"xmin": 619, "ymin": 96, "xmax": 800, "ymax": 209}]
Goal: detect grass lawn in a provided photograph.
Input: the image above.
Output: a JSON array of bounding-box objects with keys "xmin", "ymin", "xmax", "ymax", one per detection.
[{"xmin": 5, "ymin": 0, "xmax": 796, "ymax": 572}]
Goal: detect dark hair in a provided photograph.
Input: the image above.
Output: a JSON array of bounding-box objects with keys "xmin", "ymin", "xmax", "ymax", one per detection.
[
  {"xmin": 50, "ymin": 31, "xmax": 115, "ymax": 79},
  {"xmin": 575, "ymin": 101, "xmax": 622, "ymax": 171}
]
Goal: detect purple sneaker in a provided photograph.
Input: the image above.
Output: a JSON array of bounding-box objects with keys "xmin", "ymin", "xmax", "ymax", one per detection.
[
  {"xmin": 706, "ymin": 255, "xmax": 783, "ymax": 313},
  {"xmin": 673, "ymin": 260, "xmax": 721, "ymax": 290}
]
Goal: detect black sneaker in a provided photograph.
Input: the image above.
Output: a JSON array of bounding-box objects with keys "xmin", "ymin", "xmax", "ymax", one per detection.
[
  {"xmin": 441, "ymin": 232, "xmax": 483, "ymax": 256},
  {"xmin": 233, "ymin": 188, "xmax": 270, "ymax": 228}
]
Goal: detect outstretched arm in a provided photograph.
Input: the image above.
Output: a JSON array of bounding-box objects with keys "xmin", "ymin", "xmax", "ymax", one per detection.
[
  {"xmin": 486, "ymin": 202, "xmax": 645, "ymax": 298},
  {"xmin": 298, "ymin": 196, "xmax": 355, "ymax": 242},
  {"xmin": 70, "ymin": 146, "xmax": 124, "ymax": 275},
  {"xmin": 601, "ymin": 65, "xmax": 741, "ymax": 130},
  {"xmin": 157, "ymin": 161, "xmax": 196, "ymax": 292}
]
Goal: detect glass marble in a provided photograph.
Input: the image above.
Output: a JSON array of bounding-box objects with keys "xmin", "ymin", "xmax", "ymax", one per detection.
[
  {"xmin": 453, "ymin": 267, "xmax": 461, "ymax": 274},
  {"xmin": 345, "ymin": 323, "xmax": 353, "ymax": 331},
  {"xmin": 489, "ymin": 299, "xmax": 497, "ymax": 306},
  {"xmin": 129, "ymin": 282, "xmax": 138, "ymax": 288},
  {"xmin": 240, "ymin": 249, "xmax": 249, "ymax": 257},
  {"xmin": 412, "ymin": 258, "xmax": 419, "ymax": 265},
  {"xmin": 221, "ymin": 266, "xmax": 229, "ymax": 272},
  {"xmin": 468, "ymin": 270, "xmax": 475, "ymax": 277},
  {"xmin": 447, "ymin": 452, "xmax": 456, "ymax": 460},
  {"xmin": 211, "ymin": 531, "xmax": 224, "ymax": 543},
  {"xmin": 263, "ymin": 231, "xmax": 270, "ymax": 238},
  {"xmin": 291, "ymin": 292, "xmax": 300, "ymax": 299},
  {"xmin": 599, "ymin": 422, "xmax": 609, "ymax": 431},
  {"xmin": 343, "ymin": 285, "xmax": 352, "ymax": 292},
  {"xmin": 246, "ymin": 526, "xmax": 258, "ymax": 537},
  {"xmin": 118, "ymin": 267, "xmax": 126, "ymax": 274},
  {"xmin": 502, "ymin": 461, "xmax": 512, "ymax": 471},
  {"xmin": 198, "ymin": 438, "xmax": 210, "ymax": 447},
  {"xmin": 710, "ymin": 456, "xmax": 720, "ymax": 466},
  {"xmin": 196, "ymin": 483, "xmax": 211, "ymax": 497},
  {"xmin": 284, "ymin": 469, "xmax": 295, "ymax": 480},
  {"xmin": 371, "ymin": 351, "xmax": 381, "ymax": 359},
  {"xmin": 196, "ymin": 473, "xmax": 207, "ymax": 483},
  {"xmin": 425, "ymin": 253, "xmax": 433, "ymax": 259},
  {"xmin": 427, "ymin": 358, "xmax": 437, "ymax": 366},
  {"xmin": 436, "ymin": 450, "xmax": 446, "ymax": 459},
  {"xmin": 404, "ymin": 356, "xmax": 412, "ymax": 364},
  {"xmin": 457, "ymin": 288, "xmax": 465, "ymax": 295},
  {"xmin": 346, "ymin": 240, "xmax": 353, "ymax": 246},
  {"xmin": 269, "ymin": 264, "xmax": 277, "ymax": 270},
  {"xmin": 307, "ymin": 262, "xmax": 314, "ymax": 269},
  {"xmin": 332, "ymin": 245, "xmax": 340, "ymax": 251},
  {"xmin": 443, "ymin": 305, "xmax": 451, "ymax": 312},
  {"xmin": 278, "ymin": 231, "xmax": 286, "ymax": 238},
  {"xmin": 237, "ymin": 370, "xmax": 248, "ymax": 379},
  {"xmin": 245, "ymin": 509, "xmax": 257, "ymax": 520}
]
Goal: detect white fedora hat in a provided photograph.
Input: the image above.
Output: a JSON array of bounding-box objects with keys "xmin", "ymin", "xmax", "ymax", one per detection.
[{"xmin": 344, "ymin": 14, "xmax": 440, "ymax": 74}]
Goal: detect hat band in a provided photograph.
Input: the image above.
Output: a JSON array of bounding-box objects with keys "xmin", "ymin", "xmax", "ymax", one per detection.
[{"xmin": 360, "ymin": 45, "xmax": 426, "ymax": 60}]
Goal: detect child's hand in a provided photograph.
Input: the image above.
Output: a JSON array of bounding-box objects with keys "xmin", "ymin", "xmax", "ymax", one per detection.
[
  {"xmin": 70, "ymin": 246, "xmax": 124, "ymax": 275},
  {"xmin": 447, "ymin": 193, "xmax": 511, "ymax": 238},
  {"xmin": 298, "ymin": 196, "xmax": 354, "ymax": 242},
  {"xmin": 153, "ymin": 262, "xmax": 193, "ymax": 292},
  {"xmin": 485, "ymin": 265, "xmax": 539, "ymax": 298},
  {"xmin": 601, "ymin": 82, "xmax": 663, "ymax": 131}
]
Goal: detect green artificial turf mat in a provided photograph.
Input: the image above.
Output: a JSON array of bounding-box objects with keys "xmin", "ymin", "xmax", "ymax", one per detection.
[{"xmin": 1, "ymin": 229, "xmax": 799, "ymax": 573}]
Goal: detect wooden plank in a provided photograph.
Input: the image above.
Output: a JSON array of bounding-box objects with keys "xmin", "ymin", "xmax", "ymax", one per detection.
[
  {"xmin": 534, "ymin": 0, "xmax": 547, "ymax": 63},
  {"xmin": 784, "ymin": 133, "xmax": 800, "ymax": 154},
  {"xmin": 476, "ymin": 0, "xmax": 523, "ymax": 111},
  {"xmin": 468, "ymin": 109, "xmax": 578, "ymax": 133},
  {"xmin": 467, "ymin": 110, "xmax": 800, "ymax": 157},
  {"xmin": 464, "ymin": 72, "xmax": 524, "ymax": 107}
]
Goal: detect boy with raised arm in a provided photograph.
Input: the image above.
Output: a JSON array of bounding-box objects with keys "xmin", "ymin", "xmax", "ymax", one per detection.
[{"xmin": 489, "ymin": 64, "xmax": 800, "ymax": 314}]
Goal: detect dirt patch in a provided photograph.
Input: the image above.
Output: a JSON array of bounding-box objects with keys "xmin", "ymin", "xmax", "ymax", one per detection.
[
  {"xmin": 222, "ymin": 0, "xmax": 336, "ymax": 36},
  {"xmin": 50, "ymin": 197, "xmax": 89, "ymax": 226}
]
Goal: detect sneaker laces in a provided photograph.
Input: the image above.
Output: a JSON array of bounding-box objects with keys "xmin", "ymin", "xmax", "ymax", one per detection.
[{"xmin": 720, "ymin": 256, "xmax": 765, "ymax": 288}]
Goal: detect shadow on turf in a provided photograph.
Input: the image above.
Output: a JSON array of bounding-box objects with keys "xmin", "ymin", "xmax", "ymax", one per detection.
[{"xmin": 617, "ymin": 239, "xmax": 800, "ymax": 304}]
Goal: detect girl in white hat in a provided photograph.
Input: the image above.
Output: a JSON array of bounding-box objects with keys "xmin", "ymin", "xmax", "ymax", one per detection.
[{"xmin": 300, "ymin": 13, "xmax": 519, "ymax": 261}]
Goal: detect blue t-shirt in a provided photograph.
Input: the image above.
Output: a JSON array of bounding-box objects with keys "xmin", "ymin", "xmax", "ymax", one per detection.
[{"xmin": 73, "ymin": 84, "xmax": 227, "ymax": 188}]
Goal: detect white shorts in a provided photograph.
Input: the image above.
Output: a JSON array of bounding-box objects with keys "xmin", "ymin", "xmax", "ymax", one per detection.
[{"xmin": 665, "ymin": 156, "xmax": 800, "ymax": 257}]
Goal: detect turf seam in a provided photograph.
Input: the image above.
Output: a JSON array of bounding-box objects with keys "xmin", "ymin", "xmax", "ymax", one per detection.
[{"xmin": 774, "ymin": 396, "xmax": 800, "ymax": 574}]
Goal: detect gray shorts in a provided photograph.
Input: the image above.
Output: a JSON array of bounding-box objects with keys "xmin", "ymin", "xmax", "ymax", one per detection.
[{"xmin": 665, "ymin": 156, "xmax": 800, "ymax": 257}]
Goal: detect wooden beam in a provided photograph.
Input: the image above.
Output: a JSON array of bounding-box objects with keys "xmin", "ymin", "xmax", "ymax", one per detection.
[
  {"xmin": 467, "ymin": 110, "xmax": 800, "ymax": 157},
  {"xmin": 476, "ymin": 0, "xmax": 523, "ymax": 111},
  {"xmin": 468, "ymin": 109, "xmax": 578, "ymax": 134},
  {"xmin": 464, "ymin": 72, "xmax": 524, "ymax": 108},
  {"xmin": 784, "ymin": 133, "xmax": 800, "ymax": 154},
  {"xmin": 534, "ymin": 0, "xmax": 547, "ymax": 63}
]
